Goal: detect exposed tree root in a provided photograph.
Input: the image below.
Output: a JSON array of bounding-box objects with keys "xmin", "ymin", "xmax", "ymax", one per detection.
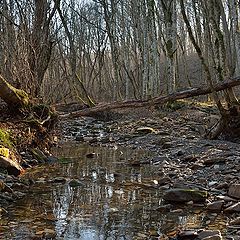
[{"xmin": 206, "ymin": 106, "xmax": 240, "ymax": 141}]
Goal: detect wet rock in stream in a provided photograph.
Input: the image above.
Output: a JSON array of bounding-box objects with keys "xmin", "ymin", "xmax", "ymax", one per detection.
[
  {"xmin": 224, "ymin": 202, "xmax": 240, "ymax": 212},
  {"xmin": 206, "ymin": 200, "xmax": 224, "ymax": 212},
  {"xmin": 163, "ymin": 188, "xmax": 208, "ymax": 203},
  {"xmin": 176, "ymin": 230, "xmax": 223, "ymax": 240}
]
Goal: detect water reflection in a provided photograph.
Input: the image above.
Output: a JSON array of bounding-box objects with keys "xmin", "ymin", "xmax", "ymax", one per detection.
[{"xmin": 1, "ymin": 143, "xmax": 227, "ymax": 239}]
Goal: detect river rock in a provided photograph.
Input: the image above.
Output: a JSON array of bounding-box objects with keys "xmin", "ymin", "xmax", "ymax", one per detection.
[
  {"xmin": 215, "ymin": 182, "xmax": 229, "ymax": 190},
  {"xmin": 52, "ymin": 177, "xmax": 67, "ymax": 183},
  {"xmin": 163, "ymin": 188, "xmax": 207, "ymax": 202},
  {"xmin": 198, "ymin": 230, "xmax": 222, "ymax": 240},
  {"xmin": 224, "ymin": 202, "xmax": 240, "ymax": 212},
  {"xmin": 69, "ymin": 179, "xmax": 83, "ymax": 187},
  {"xmin": 136, "ymin": 127, "xmax": 156, "ymax": 134},
  {"xmin": 0, "ymin": 156, "xmax": 23, "ymax": 176},
  {"xmin": 177, "ymin": 230, "xmax": 198, "ymax": 239},
  {"xmin": 200, "ymin": 236, "xmax": 222, "ymax": 240},
  {"xmin": 230, "ymin": 217, "xmax": 240, "ymax": 225},
  {"xmin": 206, "ymin": 200, "xmax": 224, "ymax": 212},
  {"xmin": 216, "ymin": 195, "xmax": 237, "ymax": 202},
  {"xmin": 158, "ymin": 176, "xmax": 171, "ymax": 185},
  {"xmin": 162, "ymin": 142, "xmax": 173, "ymax": 149},
  {"xmin": 86, "ymin": 152, "xmax": 97, "ymax": 158},
  {"xmin": 228, "ymin": 184, "xmax": 240, "ymax": 199},
  {"xmin": 203, "ymin": 157, "xmax": 226, "ymax": 166},
  {"xmin": 156, "ymin": 204, "xmax": 172, "ymax": 212}
]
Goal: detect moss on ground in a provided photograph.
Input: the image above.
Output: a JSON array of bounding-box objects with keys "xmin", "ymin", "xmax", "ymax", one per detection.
[{"xmin": 0, "ymin": 129, "xmax": 13, "ymax": 148}]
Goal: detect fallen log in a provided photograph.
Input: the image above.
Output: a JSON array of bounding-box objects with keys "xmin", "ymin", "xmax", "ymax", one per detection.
[{"xmin": 60, "ymin": 76, "xmax": 240, "ymax": 119}]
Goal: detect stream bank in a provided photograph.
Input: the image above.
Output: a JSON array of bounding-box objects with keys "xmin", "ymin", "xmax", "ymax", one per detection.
[{"xmin": 0, "ymin": 104, "xmax": 58, "ymax": 210}]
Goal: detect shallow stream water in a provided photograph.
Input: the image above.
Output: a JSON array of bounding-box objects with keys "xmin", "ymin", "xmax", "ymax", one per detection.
[{"xmin": 0, "ymin": 143, "xmax": 227, "ymax": 239}]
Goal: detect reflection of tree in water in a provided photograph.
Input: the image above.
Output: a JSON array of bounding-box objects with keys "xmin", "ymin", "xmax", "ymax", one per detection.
[
  {"xmin": 2, "ymin": 144, "xmax": 228, "ymax": 239},
  {"xmin": 53, "ymin": 185, "xmax": 72, "ymax": 238},
  {"xmin": 52, "ymin": 180, "xmax": 134, "ymax": 239},
  {"xmin": 50, "ymin": 144, "xmax": 164, "ymax": 239}
]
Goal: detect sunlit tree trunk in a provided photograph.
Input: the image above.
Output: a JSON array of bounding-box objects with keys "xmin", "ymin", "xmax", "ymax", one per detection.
[
  {"xmin": 100, "ymin": 0, "xmax": 120, "ymax": 101},
  {"xmin": 205, "ymin": 0, "xmax": 239, "ymax": 105},
  {"xmin": 228, "ymin": 0, "xmax": 240, "ymax": 76},
  {"xmin": 160, "ymin": 0, "xmax": 177, "ymax": 93}
]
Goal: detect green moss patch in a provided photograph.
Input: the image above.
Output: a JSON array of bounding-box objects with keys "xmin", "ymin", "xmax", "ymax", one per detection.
[
  {"xmin": 58, "ymin": 157, "xmax": 73, "ymax": 164},
  {"xmin": 0, "ymin": 129, "xmax": 13, "ymax": 148},
  {"xmin": 0, "ymin": 147, "xmax": 10, "ymax": 158}
]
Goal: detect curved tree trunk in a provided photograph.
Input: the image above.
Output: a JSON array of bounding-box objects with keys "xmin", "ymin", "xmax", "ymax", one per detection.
[
  {"xmin": 0, "ymin": 74, "xmax": 30, "ymax": 108},
  {"xmin": 0, "ymin": 74, "xmax": 57, "ymax": 130}
]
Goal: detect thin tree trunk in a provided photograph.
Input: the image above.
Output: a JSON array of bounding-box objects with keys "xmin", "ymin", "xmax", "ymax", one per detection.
[
  {"xmin": 179, "ymin": 0, "xmax": 226, "ymax": 116},
  {"xmin": 54, "ymin": 0, "xmax": 95, "ymax": 107}
]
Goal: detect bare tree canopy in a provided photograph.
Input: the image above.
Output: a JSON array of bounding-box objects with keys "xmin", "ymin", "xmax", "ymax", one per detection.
[{"xmin": 1, "ymin": 0, "xmax": 240, "ymax": 134}]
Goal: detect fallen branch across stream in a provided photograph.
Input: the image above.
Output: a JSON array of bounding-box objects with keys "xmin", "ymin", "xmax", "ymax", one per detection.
[{"xmin": 60, "ymin": 76, "xmax": 240, "ymax": 119}]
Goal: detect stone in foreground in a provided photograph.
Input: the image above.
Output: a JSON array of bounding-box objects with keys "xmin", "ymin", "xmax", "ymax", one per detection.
[
  {"xmin": 228, "ymin": 184, "xmax": 240, "ymax": 199},
  {"xmin": 198, "ymin": 230, "xmax": 222, "ymax": 240},
  {"xmin": 206, "ymin": 200, "xmax": 224, "ymax": 212},
  {"xmin": 224, "ymin": 202, "xmax": 240, "ymax": 212},
  {"xmin": 0, "ymin": 156, "xmax": 23, "ymax": 176},
  {"xmin": 163, "ymin": 188, "xmax": 207, "ymax": 202}
]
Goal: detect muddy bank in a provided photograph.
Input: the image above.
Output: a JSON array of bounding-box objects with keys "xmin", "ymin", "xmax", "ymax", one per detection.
[{"xmin": 0, "ymin": 108, "xmax": 58, "ymax": 210}]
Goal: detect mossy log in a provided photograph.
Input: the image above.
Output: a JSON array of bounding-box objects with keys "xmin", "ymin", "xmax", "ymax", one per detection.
[
  {"xmin": 0, "ymin": 74, "xmax": 29, "ymax": 108},
  {"xmin": 0, "ymin": 75, "xmax": 58, "ymax": 130}
]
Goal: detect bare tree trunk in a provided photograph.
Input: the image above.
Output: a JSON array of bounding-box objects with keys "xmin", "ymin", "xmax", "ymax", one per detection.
[
  {"xmin": 27, "ymin": 0, "xmax": 57, "ymax": 97},
  {"xmin": 54, "ymin": 0, "xmax": 95, "ymax": 107},
  {"xmin": 179, "ymin": 0, "xmax": 226, "ymax": 116},
  {"xmin": 160, "ymin": 0, "xmax": 177, "ymax": 93}
]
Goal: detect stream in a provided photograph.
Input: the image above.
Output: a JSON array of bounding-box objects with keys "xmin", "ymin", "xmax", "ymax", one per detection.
[{"xmin": 0, "ymin": 142, "xmax": 227, "ymax": 239}]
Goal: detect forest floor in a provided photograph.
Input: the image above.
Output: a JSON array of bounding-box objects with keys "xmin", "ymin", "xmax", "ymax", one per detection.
[{"xmin": 0, "ymin": 100, "xmax": 240, "ymax": 239}]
